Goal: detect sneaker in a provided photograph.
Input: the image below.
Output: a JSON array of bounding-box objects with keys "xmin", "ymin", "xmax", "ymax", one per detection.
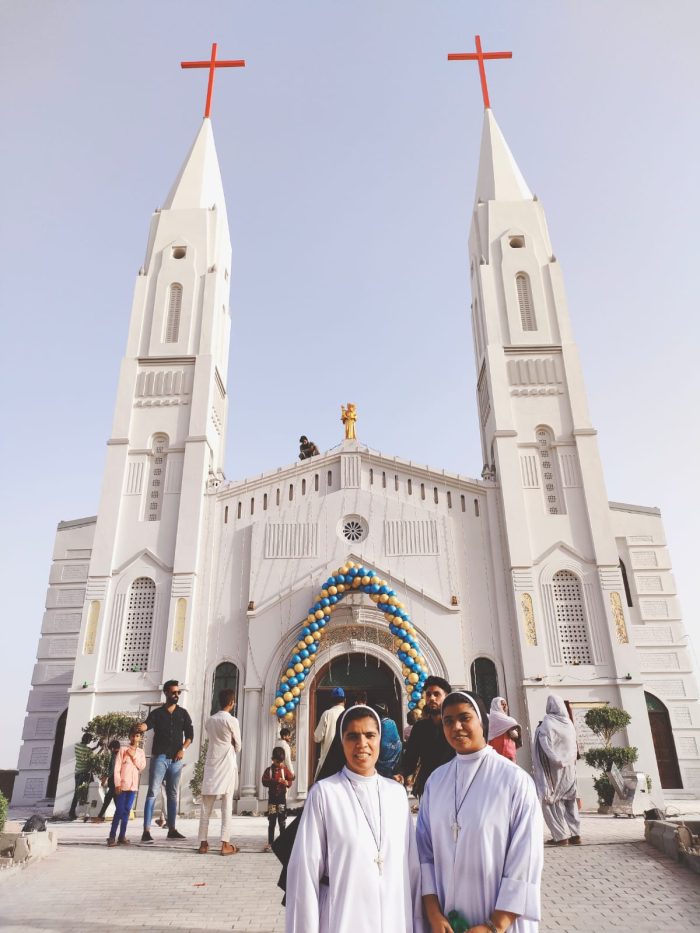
[
  {"xmin": 569, "ymin": 835, "xmax": 582, "ymax": 845},
  {"xmin": 167, "ymin": 828, "xmax": 186, "ymax": 840},
  {"xmin": 117, "ymin": 837, "xmax": 130, "ymax": 845},
  {"xmin": 197, "ymin": 841, "xmax": 209, "ymax": 854},
  {"xmin": 107, "ymin": 837, "xmax": 117, "ymax": 847},
  {"xmin": 141, "ymin": 830, "xmax": 154, "ymax": 843}
]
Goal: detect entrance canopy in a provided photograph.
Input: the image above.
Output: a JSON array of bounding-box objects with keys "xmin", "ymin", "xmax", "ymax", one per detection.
[{"xmin": 271, "ymin": 561, "xmax": 429, "ymax": 722}]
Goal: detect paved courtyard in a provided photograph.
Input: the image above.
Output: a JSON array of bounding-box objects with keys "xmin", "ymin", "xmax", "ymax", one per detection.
[{"xmin": 2, "ymin": 813, "xmax": 699, "ymax": 932}]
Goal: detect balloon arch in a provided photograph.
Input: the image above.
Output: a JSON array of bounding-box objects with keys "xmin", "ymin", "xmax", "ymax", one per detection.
[{"xmin": 270, "ymin": 562, "xmax": 429, "ymax": 722}]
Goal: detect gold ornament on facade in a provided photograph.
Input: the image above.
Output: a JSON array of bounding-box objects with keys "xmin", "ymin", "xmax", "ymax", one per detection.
[
  {"xmin": 610, "ymin": 591, "xmax": 629, "ymax": 644},
  {"xmin": 521, "ymin": 593, "xmax": 537, "ymax": 646},
  {"xmin": 341, "ymin": 403, "xmax": 357, "ymax": 440}
]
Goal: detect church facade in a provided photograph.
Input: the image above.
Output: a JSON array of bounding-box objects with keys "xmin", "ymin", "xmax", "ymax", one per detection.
[{"xmin": 13, "ymin": 104, "xmax": 700, "ymax": 814}]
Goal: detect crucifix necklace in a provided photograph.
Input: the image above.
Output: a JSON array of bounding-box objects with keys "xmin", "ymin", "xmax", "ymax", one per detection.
[
  {"xmin": 452, "ymin": 754, "xmax": 488, "ymax": 842},
  {"xmin": 345, "ymin": 773, "xmax": 384, "ymax": 875}
]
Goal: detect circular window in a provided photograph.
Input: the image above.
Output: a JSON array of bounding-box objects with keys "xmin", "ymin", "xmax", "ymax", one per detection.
[{"xmin": 339, "ymin": 515, "xmax": 368, "ymax": 543}]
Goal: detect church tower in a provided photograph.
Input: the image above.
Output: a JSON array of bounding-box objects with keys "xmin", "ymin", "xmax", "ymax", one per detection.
[
  {"xmin": 468, "ymin": 108, "xmax": 663, "ymax": 783},
  {"xmin": 55, "ymin": 119, "xmax": 233, "ymax": 806}
]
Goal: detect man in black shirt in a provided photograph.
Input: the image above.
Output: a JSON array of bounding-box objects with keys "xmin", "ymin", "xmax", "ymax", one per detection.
[
  {"xmin": 138, "ymin": 679, "xmax": 194, "ymax": 843},
  {"xmin": 396, "ymin": 676, "xmax": 454, "ymax": 798}
]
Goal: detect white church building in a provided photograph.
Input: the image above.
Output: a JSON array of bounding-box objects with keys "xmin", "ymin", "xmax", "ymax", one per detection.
[{"xmin": 12, "ymin": 93, "xmax": 700, "ymax": 813}]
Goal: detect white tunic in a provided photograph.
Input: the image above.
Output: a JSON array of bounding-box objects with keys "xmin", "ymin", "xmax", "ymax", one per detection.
[
  {"xmin": 286, "ymin": 767, "xmax": 425, "ymax": 933},
  {"xmin": 313, "ymin": 703, "xmax": 344, "ymax": 774},
  {"xmin": 201, "ymin": 710, "xmax": 242, "ymax": 797},
  {"xmin": 417, "ymin": 745, "xmax": 543, "ymax": 933}
]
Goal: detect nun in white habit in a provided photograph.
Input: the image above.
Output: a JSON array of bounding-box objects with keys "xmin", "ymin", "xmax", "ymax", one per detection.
[
  {"xmin": 285, "ymin": 705, "xmax": 425, "ymax": 933},
  {"xmin": 417, "ymin": 691, "xmax": 543, "ymax": 933},
  {"xmin": 532, "ymin": 694, "xmax": 581, "ymax": 846}
]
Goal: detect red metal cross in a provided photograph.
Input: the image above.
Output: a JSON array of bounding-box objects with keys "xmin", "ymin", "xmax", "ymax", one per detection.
[
  {"xmin": 448, "ymin": 35, "xmax": 512, "ymax": 110},
  {"xmin": 181, "ymin": 42, "xmax": 245, "ymax": 119}
]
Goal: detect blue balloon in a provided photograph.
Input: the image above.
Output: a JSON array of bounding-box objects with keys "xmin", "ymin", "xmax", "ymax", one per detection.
[
  {"xmin": 310, "ymin": 622, "xmax": 319, "ymax": 632},
  {"xmin": 329, "ymin": 595, "xmax": 338, "ymax": 604},
  {"xmin": 412, "ymin": 691, "xmax": 422, "ymax": 701},
  {"xmin": 336, "ymin": 575, "xmax": 345, "ymax": 584},
  {"xmin": 276, "ymin": 707, "xmax": 286, "ymax": 718},
  {"xmin": 398, "ymin": 628, "xmax": 407, "ymax": 638},
  {"xmin": 323, "ymin": 615, "xmax": 331, "ymax": 623},
  {"xmin": 321, "ymin": 598, "xmax": 330, "ymax": 607},
  {"xmin": 287, "ymin": 676, "xmax": 297, "ymax": 686},
  {"xmin": 379, "ymin": 585, "xmax": 389, "ymax": 595},
  {"xmin": 370, "ymin": 584, "xmax": 380, "ymax": 594},
  {"xmin": 308, "ymin": 643, "xmax": 318, "ymax": 654},
  {"xmin": 292, "ymin": 654, "xmax": 301, "ymax": 664},
  {"xmin": 300, "ymin": 649, "xmax": 309, "ymax": 659},
  {"xmin": 348, "ymin": 568, "xmax": 358, "ymax": 577},
  {"xmin": 293, "ymin": 697, "xmax": 300, "ymax": 706},
  {"xmin": 327, "ymin": 576, "xmax": 336, "ymax": 585},
  {"xmin": 285, "ymin": 702, "xmax": 294, "ymax": 712},
  {"xmin": 302, "ymin": 627, "xmax": 311, "ymax": 637},
  {"xmin": 408, "ymin": 701, "xmax": 416, "ymax": 710}
]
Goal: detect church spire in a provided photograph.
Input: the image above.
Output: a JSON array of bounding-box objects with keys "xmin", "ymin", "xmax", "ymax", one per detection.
[
  {"xmin": 162, "ymin": 118, "xmax": 227, "ymax": 214},
  {"xmin": 474, "ymin": 109, "xmax": 532, "ymax": 203}
]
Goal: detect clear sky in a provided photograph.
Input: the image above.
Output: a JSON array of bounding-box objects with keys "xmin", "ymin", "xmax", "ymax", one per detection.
[{"xmin": 1, "ymin": 1, "xmax": 699, "ymax": 769}]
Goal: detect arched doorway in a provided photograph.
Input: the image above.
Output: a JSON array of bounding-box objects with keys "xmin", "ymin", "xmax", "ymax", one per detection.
[
  {"xmin": 309, "ymin": 653, "xmax": 402, "ymax": 778},
  {"xmin": 470, "ymin": 657, "xmax": 499, "ymax": 709},
  {"xmin": 646, "ymin": 692, "xmax": 682, "ymax": 788},
  {"xmin": 46, "ymin": 709, "xmax": 67, "ymax": 799}
]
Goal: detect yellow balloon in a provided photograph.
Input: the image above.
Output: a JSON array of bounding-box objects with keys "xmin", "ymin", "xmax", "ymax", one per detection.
[
  {"xmin": 284, "ymin": 712, "xmax": 294, "ymax": 721},
  {"xmin": 402, "ymin": 667, "xmax": 410, "ymax": 678},
  {"xmin": 401, "ymin": 642, "xmax": 411, "ymax": 652},
  {"xmin": 370, "ymin": 576, "xmax": 380, "ymax": 585},
  {"xmin": 313, "ymin": 631, "xmax": 321, "ymax": 640},
  {"xmin": 352, "ymin": 577, "xmax": 362, "ymax": 588},
  {"xmin": 270, "ymin": 705, "xmax": 277, "ymax": 714},
  {"xmin": 340, "ymin": 565, "xmax": 349, "ymax": 575},
  {"xmin": 321, "ymin": 589, "xmax": 329, "ymax": 598},
  {"xmin": 337, "ymin": 584, "xmax": 345, "ymax": 593},
  {"xmin": 328, "ymin": 586, "xmax": 338, "ymax": 596},
  {"xmin": 294, "ymin": 663, "xmax": 304, "ymax": 673},
  {"xmin": 408, "ymin": 648, "xmax": 417, "ymax": 659},
  {"xmin": 418, "ymin": 698, "xmax": 426, "ymax": 708},
  {"xmin": 406, "ymin": 685, "xmax": 414, "ymax": 695},
  {"xmin": 298, "ymin": 640, "xmax": 307, "ymax": 651},
  {"xmin": 275, "ymin": 697, "xmax": 284, "ymax": 708},
  {"xmin": 347, "ymin": 561, "xmax": 355, "ymax": 569},
  {"xmin": 286, "ymin": 668, "xmax": 295, "ymax": 678},
  {"xmin": 389, "ymin": 596, "xmax": 398, "ymax": 606},
  {"xmin": 396, "ymin": 601, "xmax": 404, "ymax": 610},
  {"xmin": 292, "ymin": 687, "xmax": 300, "ymax": 697},
  {"xmin": 283, "ymin": 691, "xmax": 293, "ymax": 702},
  {"xmin": 305, "ymin": 634, "xmax": 314, "ymax": 645},
  {"xmin": 361, "ymin": 575, "xmax": 370, "ymax": 585},
  {"xmin": 303, "ymin": 658, "xmax": 312, "ymax": 668},
  {"xmin": 314, "ymin": 609, "xmax": 324, "ymax": 620},
  {"xmin": 379, "ymin": 594, "xmax": 388, "ymax": 603},
  {"xmin": 298, "ymin": 681, "xmax": 305, "ymax": 691},
  {"xmin": 307, "ymin": 614, "xmax": 316, "ymax": 624},
  {"xmin": 408, "ymin": 673, "xmax": 419, "ymax": 684}
]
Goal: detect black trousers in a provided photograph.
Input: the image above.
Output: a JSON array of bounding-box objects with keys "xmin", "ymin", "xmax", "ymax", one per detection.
[
  {"xmin": 97, "ymin": 783, "xmax": 115, "ymax": 818},
  {"xmin": 68, "ymin": 771, "xmax": 91, "ymax": 817},
  {"xmin": 267, "ymin": 812, "xmax": 286, "ymax": 844}
]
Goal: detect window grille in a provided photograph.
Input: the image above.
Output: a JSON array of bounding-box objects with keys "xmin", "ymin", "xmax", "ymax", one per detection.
[
  {"xmin": 516, "ymin": 273, "xmax": 536, "ymax": 331},
  {"xmin": 147, "ymin": 435, "xmax": 168, "ymax": 521},
  {"xmin": 536, "ymin": 428, "xmax": 562, "ymax": 514},
  {"xmin": 552, "ymin": 570, "xmax": 592, "ymax": 664},
  {"xmin": 165, "ymin": 284, "xmax": 183, "ymax": 343},
  {"xmin": 120, "ymin": 577, "xmax": 155, "ymax": 671}
]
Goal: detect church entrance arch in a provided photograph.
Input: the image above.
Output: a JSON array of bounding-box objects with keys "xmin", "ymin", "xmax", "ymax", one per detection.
[
  {"xmin": 309, "ymin": 653, "xmax": 402, "ymax": 779},
  {"xmin": 645, "ymin": 692, "xmax": 682, "ymax": 789}
]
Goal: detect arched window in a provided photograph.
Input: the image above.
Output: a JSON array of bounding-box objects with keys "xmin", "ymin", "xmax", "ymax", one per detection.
[
  {"xmin": 165, "ymin": 284, "xmax": 183, "ymax": 343},
  {"xmin": 470, "ymin": 657, "xmax": 499, "ymax": 708},
  {"xmin": 619, "ymin": 559, "xmax": 633, "ymax": 608},
  {"xmin": 515, "ymin": 273, "xmax": 536, "ymax": 331},
  {"xmin": 536, "ymin": 427, "xmax": 562, "ymax": 515},
  {"xmin": 120, "ymin": 577, "xmax": 156, "ymax": 672},
  {"xmin": 552, "ymin": 570, "xmax": 592, "ymax": 664},
  {"xmin": 211, "ymin": 662, "xmax": 240, "ymax": 715},
  {"xmin": 147, "ymin": 434, "xmax": 168, "ymax": 521}
]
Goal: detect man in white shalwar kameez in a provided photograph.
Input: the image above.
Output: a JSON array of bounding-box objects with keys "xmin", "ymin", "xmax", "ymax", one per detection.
[
  {"xmin": 286, "ymin": 705, "xmax": 425, "ymax": 933},
  {"xmin": 532, "ymin": 694, "xmax": 581, "ymax": 847},
  {"xmin": 197, "ymin": 688, "xmax": 242, "ymax": 855},
  {"xmin": 313, "ymin": 686, "xmax": 345, "ymax": 778},
  {"xmin": 417, "ymin": 691, "xmax": 543, "ymax": 933}
]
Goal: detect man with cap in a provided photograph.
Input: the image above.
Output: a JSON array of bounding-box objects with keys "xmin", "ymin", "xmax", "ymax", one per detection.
[
  {"xmin": 313, "ymin": 686, "xmax": 345, "ymax": 778},
  {"xmin": 396, "ymin": 676, "xmax": 454, "ymax": 799}
]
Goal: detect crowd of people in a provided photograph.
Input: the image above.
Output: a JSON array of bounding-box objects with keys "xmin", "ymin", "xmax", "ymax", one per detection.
[{"xmin": 69, "ymin": 674, "xmax": 583, "ymax": 931}]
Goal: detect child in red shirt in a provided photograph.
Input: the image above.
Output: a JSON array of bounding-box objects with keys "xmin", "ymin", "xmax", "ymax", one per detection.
[{"xmin": 261, "ymin": 746, "xmax": 294, "ymax": 851}]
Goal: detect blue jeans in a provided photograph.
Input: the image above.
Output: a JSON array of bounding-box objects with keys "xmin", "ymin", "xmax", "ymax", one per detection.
[
  {"xmin": 109, "ymin": 790, "xmax": 136, "ymax": 840},
  {"xmin": 143, "ymin": 754, "xmax": 183, "ymax": 829}
]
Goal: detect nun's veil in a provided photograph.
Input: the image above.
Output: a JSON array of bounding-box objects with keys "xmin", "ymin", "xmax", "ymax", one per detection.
[{"xmin": 314, "ymin": 704, "xmax": 381, "ymax": 783}]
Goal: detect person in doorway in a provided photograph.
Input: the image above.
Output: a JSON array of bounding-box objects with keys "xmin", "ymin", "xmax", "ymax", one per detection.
[
  {"xmin": 107, "ymin": 726, "xmax": 146, "ymax": 846},
  {"xmin": 404, "ymin": 708, "xmax": 420, "ymax": 743},
  {"xmin": 417, "ymin": 691, "xmax": 543, "ymax": 933},
  {"xmin": 197, "ymin": 688, "xmax": 242, "ymax": 856},
  {"xmin": 277, "ymin": 726, "xmax": 295, "ymax": 780},
  {"xmin": 313, "ymin": 687, "xmax": 345, "ymax": 778},
  {"xmin": 262, "ymin": 747, "xmax": 294, "ymax": 852},
  {"xmin": 285, "ymin": 705, "xmax": 425, "ymax": 932},
  {"xmin": 68, "ymin": 732, "xmax": 94, "ymax": 820},
  {"xmin": 533, "ymin": 694, "xmax": 582, "ymax": 847},
  {"xmin": 375, "ymin": 702, "xmax": 402, "ymax": 778},
  {"xmin": 137, "ymin": 679, "xmax": 194, "ymax": 843},
  {"xmin": 93, "ymin": 739, "xmax": 121, "ymax": 822},
  {"xmin": 488, "ymin": 697, "xmax": 522, "ymax": 763},
  {"xmin": 397, "ymin": 676, "xmax": 454, "ymax": 798}
]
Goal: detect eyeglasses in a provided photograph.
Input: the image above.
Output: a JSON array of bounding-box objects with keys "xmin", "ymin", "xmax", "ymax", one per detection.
[{"xmin": 168, "ymin": 691, "xmax": 181, "ymax": 696}]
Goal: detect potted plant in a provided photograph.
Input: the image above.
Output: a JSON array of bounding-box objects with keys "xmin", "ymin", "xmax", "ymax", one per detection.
[{"xmin": 583, "ymin": 707, "xmax": 638, "ymax": 813}]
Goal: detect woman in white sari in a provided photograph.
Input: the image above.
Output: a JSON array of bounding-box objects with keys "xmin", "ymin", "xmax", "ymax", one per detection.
[
  {"xmin": 286, "ymin": 704, "xmax": 425, "ymax": 933},
  {"xmin": 417, "ymin": 691, "xmax": 542, "ymax": 933},
  {"xmin": 532, "ymin": 694, "xmax": 581, "ymax": 847}
]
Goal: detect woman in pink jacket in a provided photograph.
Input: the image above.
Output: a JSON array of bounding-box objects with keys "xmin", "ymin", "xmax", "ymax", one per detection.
[{"xmin": 108, "ymin": 726, "xmax": 146, "ymax": 846}]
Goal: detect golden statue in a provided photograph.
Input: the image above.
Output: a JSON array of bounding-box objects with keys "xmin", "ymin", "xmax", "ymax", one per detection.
[{"xmin": 341, "ymin": 403, "xmax": 357, "ymax": 440}]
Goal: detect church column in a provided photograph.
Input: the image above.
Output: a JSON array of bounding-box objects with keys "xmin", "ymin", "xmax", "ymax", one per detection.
[{"xmin": 239, "ymin": 685, "xmax": 262, "ymax": 804}]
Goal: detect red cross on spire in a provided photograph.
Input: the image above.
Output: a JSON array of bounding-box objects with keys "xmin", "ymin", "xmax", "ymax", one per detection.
[
  {"xmin": 180, "ymin": 42, "xmax": 246, "ymax": 119},
  {"xmin": 448, "ymin": 35, "xmax": 512, "ymax": 110}
]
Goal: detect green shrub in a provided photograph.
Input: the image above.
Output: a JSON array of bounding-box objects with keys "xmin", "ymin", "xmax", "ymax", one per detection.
[
  {"xmin": 584, "ymin": 707, "xmax": 631, "ymax": 746},
  {"xmin": 189, "ymin": 740, "xmax": 208, "ymax": 799},
  {"xmin": 584, "ymin": 746, "xmax": 639, "ymax": 772},
  {"xmin": 82, "ymin": 712, "xmax": 143, "ymax": 780},
  {"xmin": 583, "ymin": 705, "xmax": 636, "ymax": 806},
  {"xmin": 0, "ymin": 790, "xmax": 8, "ymax": 832}
]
